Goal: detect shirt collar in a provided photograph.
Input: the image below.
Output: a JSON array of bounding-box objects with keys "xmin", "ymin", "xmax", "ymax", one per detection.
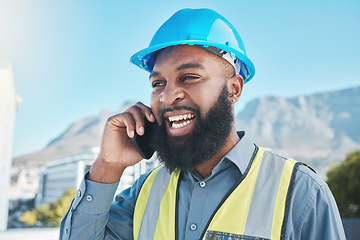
[
  {"xmin": 189, "ymin": 131, "xmax": 256, "ymax": 180},
  {"xmin": 222, "ymin": 131, "xmax": 256, "ymax": 175}
]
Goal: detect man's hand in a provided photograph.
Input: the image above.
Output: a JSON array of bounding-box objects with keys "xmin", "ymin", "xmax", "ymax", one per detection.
[{"xmin": 89, "ymin": 102, "xmax": 156, "ymax": 183}]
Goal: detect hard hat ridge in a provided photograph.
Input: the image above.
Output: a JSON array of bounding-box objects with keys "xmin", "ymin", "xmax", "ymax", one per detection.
[{"xmin": 130, "ymin": 8, "xmax": 255, "ymax": 83}]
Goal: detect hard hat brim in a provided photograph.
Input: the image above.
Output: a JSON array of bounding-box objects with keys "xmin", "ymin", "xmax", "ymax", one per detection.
[{"xmin": 130, "ymin": 40, "xmax": 255, "ymax": 83}]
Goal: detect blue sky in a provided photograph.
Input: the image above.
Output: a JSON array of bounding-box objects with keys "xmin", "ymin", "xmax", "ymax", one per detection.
[{"xmin": 0, "ymin": 0, "xmax": 359, "ymax": 157}]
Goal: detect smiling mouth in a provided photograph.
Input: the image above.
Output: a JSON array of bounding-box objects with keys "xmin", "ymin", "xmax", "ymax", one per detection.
[{"xmin": 167, "ymin": 113, "xmax": 195, "ymax": 129}]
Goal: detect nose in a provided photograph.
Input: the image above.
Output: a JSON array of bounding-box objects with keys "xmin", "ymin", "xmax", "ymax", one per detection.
[{"xmin": 159, "ymin": 83, "xmax": 184, "ymax": 105}]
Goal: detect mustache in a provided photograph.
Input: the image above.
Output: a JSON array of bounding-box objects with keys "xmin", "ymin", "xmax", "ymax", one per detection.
[{"xmin": 161, "ymin": 105, "xmax": 199, "ymax": 116}]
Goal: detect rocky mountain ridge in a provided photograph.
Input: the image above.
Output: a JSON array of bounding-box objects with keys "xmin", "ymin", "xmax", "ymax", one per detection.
[{"xmin": 236, "ymin": 86, "xmax": 360, "ymax": 169}]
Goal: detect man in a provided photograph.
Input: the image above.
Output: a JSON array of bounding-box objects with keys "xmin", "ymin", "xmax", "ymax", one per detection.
[{"xmin": 60, "ymin": 8, "xmax": 345, "ymax": 240}]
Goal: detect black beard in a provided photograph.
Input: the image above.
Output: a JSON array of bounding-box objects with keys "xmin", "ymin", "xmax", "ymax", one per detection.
[{"xmin": 153, "ymin": 84, "xmax": 233, "ymax": 172}]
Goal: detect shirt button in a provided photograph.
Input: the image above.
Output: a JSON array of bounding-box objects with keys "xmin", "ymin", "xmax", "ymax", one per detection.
[
  {"xmin": 86, "ymin": 194, "xmax": 93, "ymax": 201},
  {"xmin": 65, "ymin": 228, "xmax": 68, "ymax": 234},
  {"xmin": 190, "ymin": 223, "xmax": 197, "ymax": 231},
  {"xmin": 199, "ymin": 181, "xmax": 206, "ymax": 188},
  {"xmin": 77, "ymin": 190, "xmax": 81, "ymax": 197}
]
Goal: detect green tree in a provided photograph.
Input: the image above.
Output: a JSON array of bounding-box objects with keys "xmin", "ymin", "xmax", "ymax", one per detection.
[
  {"xmin": 50, "ymin": 188, "xmax": 77, "ymax": 226},
  {"xmin": 19, "ymin": 209, "xmax": 37, "ymax": 226},
  {"xmin": 20, "ymin": 188, "xmax": 76, "ymax": 227},
  {"xmin": 327, "ymin": 150, "xmax": 360, "ymax": 218}
]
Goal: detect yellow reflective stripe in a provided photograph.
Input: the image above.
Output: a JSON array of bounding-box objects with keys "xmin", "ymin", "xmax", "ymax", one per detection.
[
  {"xmin": 153, "ymin": 170, "xmax": 180, "ymax": 239},
  {"xmin": 271, "ymin": 158, "xmax": 296, "ymax": 239},
  {"xmin": 204, "ymin": 147, "xmax": 268, "ymax": 239},
  {"xmin": 133, "ymin": 164, "xmax": 164, "ymax": 240}
]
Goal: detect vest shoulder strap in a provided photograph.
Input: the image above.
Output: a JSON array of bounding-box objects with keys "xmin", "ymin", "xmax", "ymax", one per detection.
[
  {"xmin": 202, "ymin": 147, "xmax": 301, "ymax": 240},
  {"xmin": 133, "ymin": 164, "xmax": 181, "ymax": 240}
]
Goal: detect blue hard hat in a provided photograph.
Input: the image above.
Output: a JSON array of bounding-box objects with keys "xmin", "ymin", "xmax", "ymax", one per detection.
[{"xmin": 130, "ymin": 8, "xmax": 255, "ymax": 83}]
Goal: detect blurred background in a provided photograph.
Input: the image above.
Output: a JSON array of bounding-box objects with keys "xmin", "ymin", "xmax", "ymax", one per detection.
[{"xmin": 0, "ymin": 0, "xmax": 359, "ymax": 238}]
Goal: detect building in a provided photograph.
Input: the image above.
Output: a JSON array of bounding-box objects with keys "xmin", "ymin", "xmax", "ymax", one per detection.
[
  {"xmin": 0, "ymin": 64, "xmax": 21, "ymax": 231},
  {"xmin": 9, "ymin": 167, "xmax": 40, "ymax": 209},
  {"xmin": 35, "ymin": 148, "xmax": 159, "ymax": 206},
  {"xmin": 35, "ymin": 148, "xmax": 99, "ymax": 206}
]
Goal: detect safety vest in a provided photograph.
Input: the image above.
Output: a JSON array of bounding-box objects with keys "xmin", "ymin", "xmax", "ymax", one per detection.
[{"xmin": 133, "ymin": 146, "xmax": 303, "ymax": 240}]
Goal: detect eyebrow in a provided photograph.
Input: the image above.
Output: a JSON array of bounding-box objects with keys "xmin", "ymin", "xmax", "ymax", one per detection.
[
  {"xmin": 149, "ymin": 71, "xmax": 160, "ymax": 79},
  {"xmin": 177, "ymin": 63, "xmax": 205, "ymax": 71},
  {"xmin": 149, "ymin": 63, "xmax": 205, "ymax": 79}
]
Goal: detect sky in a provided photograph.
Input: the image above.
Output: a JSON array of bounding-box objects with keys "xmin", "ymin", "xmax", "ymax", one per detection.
[{"xmin": 0, "ymin": 0, "xmax": 359, "ymax": 158}]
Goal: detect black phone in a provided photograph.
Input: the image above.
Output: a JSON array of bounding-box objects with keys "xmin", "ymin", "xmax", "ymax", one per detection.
[{"xmin": 131, "ymin": 118, "xmax": 158, "ymax": 159}]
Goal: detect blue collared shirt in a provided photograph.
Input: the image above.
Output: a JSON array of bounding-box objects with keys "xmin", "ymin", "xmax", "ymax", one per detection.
[{"xmin": 60, "ymin": 132, "xmax": 346, "ymax": 239}]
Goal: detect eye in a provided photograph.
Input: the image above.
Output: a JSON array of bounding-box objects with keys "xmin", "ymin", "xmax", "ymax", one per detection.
[
  {"xmin": 181, "ymin": 75, "xmax": 200, "ymax": 82},
  {"xmin": 151, "ymin": 80, "xmax": 165, "ymax": 88}
]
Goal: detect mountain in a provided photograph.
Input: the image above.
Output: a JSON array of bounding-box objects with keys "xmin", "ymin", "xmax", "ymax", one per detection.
[
  {"xmin": 236, "ymin": 86, "xmax": 360, "ymax": 169},
  {"xmin": 12, "ymin": 101, "xmax": 134, "ymax": 167},
  {"xmin": 13, "ymin": 87, "xmax": 360, "ymax": 171}
]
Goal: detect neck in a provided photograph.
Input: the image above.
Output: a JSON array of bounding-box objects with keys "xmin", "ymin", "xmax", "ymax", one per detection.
[{"xmin": 194, "ymin": 129, "xmax": 239, "ymax": 178}]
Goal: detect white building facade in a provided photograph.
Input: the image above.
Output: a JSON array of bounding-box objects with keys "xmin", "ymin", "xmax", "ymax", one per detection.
[
  {"xmin": 0, "ymin": 64, "xmax": 21, "ymax": 231},
  {"xmin": 36, "ymin": 148, "xmax": 99, "ymax": 206}
]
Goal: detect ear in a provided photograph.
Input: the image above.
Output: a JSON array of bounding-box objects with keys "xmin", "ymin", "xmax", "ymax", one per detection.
[{"xmin": 227, "ymin": 74, "xmax": 244, "ymax": 104}]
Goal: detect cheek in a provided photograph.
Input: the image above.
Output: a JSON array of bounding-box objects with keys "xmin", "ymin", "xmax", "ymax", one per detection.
[{"xmin": 190, "ymin": 88, "xmax": 217, "ymax": 114}]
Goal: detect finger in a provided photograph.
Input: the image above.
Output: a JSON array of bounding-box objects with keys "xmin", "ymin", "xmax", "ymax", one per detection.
[
  {"xmin": 135, "ymin": 102, "xmax": 156, "ymax": 122},
  {"xmin": 107, "ymin": 112, "xmax": 136, "ymax": 138},
  {"xmin": 120, "ymin": 112, "xmax": 137, "ymax": 138},
  {"xmin": 126, "ymin": 105, "xmax": 147, "ymax": 136}
]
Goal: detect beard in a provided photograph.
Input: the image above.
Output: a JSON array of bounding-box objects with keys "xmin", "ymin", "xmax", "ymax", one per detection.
[{"xmin": 153, "ymin": 84, "xmax": 234, "ymax": 172}]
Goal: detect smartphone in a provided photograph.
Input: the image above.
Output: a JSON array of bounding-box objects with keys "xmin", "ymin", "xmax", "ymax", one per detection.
[{"xmin": 131, "ymin": 118, "xmax": 158, "ymax": 159}]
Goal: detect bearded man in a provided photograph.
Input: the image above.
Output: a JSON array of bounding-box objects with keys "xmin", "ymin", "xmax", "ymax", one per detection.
[{"xmin": 60, "ymin": 8, "xmax": 345, "ymax": 240}]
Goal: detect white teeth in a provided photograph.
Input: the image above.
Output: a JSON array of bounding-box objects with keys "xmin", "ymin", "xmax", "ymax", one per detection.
[
  {"xmin": 168, "ymin": 114, "xmax": 194, "ymax": 122},
  {"xmin": 172, "ymin": 119, "xmax": 192, "ymax": 128},
  {"xmin": 168, "ymin": 113, "xmax": 195, "ymax": 128}
]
